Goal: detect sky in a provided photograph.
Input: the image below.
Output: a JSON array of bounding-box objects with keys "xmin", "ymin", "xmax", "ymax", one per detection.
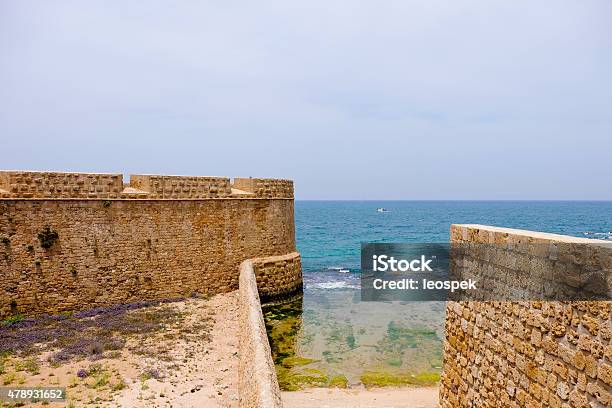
[{"xmin": 1, "ymin": 1, "xmax": 611, "ymax": 200}]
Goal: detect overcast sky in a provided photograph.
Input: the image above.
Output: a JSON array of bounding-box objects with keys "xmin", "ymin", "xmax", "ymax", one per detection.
[{"xmin": 1, "ymin": 1, "xmax": 611, "ymax": 199}]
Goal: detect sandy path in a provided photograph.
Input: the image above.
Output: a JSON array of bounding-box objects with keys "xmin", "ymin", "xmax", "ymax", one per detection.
[
  {"xmin": 1, "ymin": 292, "xmax": 239, "ymax": 408},
  {"xmin": 114, "ymin": 291, "xmax": 240, "ymax": 407},
  {"xmin": 282, "ymin": 386, "xmax": 439, "ymax": 408}
]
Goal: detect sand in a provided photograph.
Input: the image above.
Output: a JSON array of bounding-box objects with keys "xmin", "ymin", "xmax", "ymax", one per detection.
[
  {"xmin": 282, "ymin": 386, "xmax": 439, "ymax": 408},
  {"xmin": 113, "ymin": 292, "xmax": 239, "ymax": 407},
  {"xmin": 1, "ymin": 292, "xmax": 240, "ymax": 407}
]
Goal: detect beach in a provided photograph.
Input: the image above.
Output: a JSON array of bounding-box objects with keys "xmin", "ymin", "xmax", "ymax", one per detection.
[{"xmin": 282, "ymin": 386, "xmax": 439, "ymax": 408}]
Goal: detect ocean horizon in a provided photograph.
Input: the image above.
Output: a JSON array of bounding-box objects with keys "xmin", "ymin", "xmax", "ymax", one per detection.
[{"xmin": 296, "ymin": 200, "xmax": 612, "ymax": 272}]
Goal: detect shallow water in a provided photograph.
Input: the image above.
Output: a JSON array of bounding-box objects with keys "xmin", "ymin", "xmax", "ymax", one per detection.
[
  {"xmin": 265, "ymin": 201, "xmax": 612, "ymax": 389},
  {"xmin": 264, "ymin": 289, "xmax": 444, "ymax": 389}
]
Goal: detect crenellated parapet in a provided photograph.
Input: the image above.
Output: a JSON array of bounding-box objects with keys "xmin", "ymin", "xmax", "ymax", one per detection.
[
  {"xmin": 0, "ymin": 171, "xmax": 124, "ymax": 199},
  {"xmin": 129, "ymin": 174, "xmax": 233, "ymax": 199},
  {"xmin": 232, "ymin": 178, "xmax": 294, "ymax": 199},
  {"xmin": 0, "ymin": 171, "xmax": 293, "ymax": 199}
]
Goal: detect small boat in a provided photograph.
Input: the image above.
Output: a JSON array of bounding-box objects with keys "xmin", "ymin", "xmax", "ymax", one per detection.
[
  {"xmin": 338, "ymin": 268, "xmax": 350, "ymax": 273},
  {"xmin": 376, "ymin": 208, "xmax": 388, "ymax": 213}
]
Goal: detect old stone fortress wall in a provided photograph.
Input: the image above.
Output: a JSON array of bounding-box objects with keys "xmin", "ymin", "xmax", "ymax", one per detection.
[
  {"xmin": 441, "ymin": 225, "xmax": 611, "ymax": 408},
  {"xmin": 0, "ymin": 171, "xmax": 301, "ymax": 318}
]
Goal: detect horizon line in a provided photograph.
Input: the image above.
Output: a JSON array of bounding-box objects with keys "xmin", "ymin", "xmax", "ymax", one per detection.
[{"xmin": 294, "ymin": 199, "xmax": 612, "ymax": 202}]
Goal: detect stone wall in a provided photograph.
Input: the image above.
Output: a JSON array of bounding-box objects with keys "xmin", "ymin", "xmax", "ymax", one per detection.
[
  {"xmin": 0, "ymin": 171, "xmax": 293, "ymax": 199},
  {"xmin": 250, "ymin": 252, "xmax": 302, "ymax": 304},
  {"xmin": 232, "ymin": 178, "xmax": 294, "ymax": 199},
  {"xmin": 129, "ymin": 174, "xmax": 232, "ymax": 198},
  {"xmin": 0, "ymin": 171, "xmax": 124, "ymax": 199},
  {"xmin": 238, "ymin": 259, "xmax": 284, "ymax": 408},
  {"xmin": 440, "ymin": 225, "xmax": 612, "ymax": 408},
  {"xmin": 0, "ymin": 171, "xmax": 298, "ymax": 318}
]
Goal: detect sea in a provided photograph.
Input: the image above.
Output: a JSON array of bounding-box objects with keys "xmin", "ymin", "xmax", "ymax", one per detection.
[{"xmin": 265, "ymin": 201, "xmax": 612, "ymax": 389}]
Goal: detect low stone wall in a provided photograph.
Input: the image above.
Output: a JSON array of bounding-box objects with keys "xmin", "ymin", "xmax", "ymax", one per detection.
[
  {"xmin": 250, "ymin": 252, "xmax": 302, "ymax": 303},
  {"xmin": 440, "ymin": 225, "xmax": 612, "ymax": 408},
  {"xmin": 238, "ymin": 259, "xmax": 285, "ymax": 408}
]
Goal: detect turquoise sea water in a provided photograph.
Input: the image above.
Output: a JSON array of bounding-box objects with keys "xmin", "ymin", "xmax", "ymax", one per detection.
[
  {"xmin": 297, "ymin": 200, "xmax": 612, "ymax": 273},
  {"xmin": 265, "ymin": 201, "xmax": 612, "ymax": 389}
]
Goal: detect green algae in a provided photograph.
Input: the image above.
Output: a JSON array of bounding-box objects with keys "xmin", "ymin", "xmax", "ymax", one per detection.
[
  {"xmin": 360, "ymin": 371, "xmax": 440, "ymax": 388},
  {"xmin": 322, "ymin": 350, "xmax": 341, "ymax": 363},
  {"xmin": 276, "ymin": 366, "xmax": 329, "ymax": 391},
  {"xmin": 346, "ymin": 334, "xmax": 356, "ymax": 349},
  {"xmin": 328, "ymin": 375, "xmax": 348, "ymax": 388},
  {"xmin": 324, "ymin": 323, "xmax": 358, "ymax": 355},
  {"xmin": 263, "ymin": 298, "xmax": 303, "ymax": 364},
  {"xmin": 382, "ymin": 322, "xmax": 439, "ymax": 350},
  {"xmin": 281, "ymin": 356, "xmax": 318, "ymax": 368},
  {"xmin": 375, "ymin": 321, "xmax": 443, "ymax": 373},
  {"xmin": 386, "ymin": 357, "xmax": 402, "ymax": 367},
  {"xmin": 265, "ymin": 298, "xmax": 332, "ymax": 391},
  {"xmin": 263, "ymin": 290, "xmax": 444, "ymax": 390},
  {"xmin": 411, "ymin": 372, "xmax": 441, "ymax": 384},
  {"xmin": 302, "ymin": 368, "xmax": 327, "ymax": 377}
]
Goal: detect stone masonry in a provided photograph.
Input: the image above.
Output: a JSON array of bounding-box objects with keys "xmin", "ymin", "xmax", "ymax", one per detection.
[
  {"xmin": 441, "ymin": 225, "xmax": 612, "ymax": 408},
  {"xmin": 0, "ymin": 171, "xmax": 299, "ymax": 318}
]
